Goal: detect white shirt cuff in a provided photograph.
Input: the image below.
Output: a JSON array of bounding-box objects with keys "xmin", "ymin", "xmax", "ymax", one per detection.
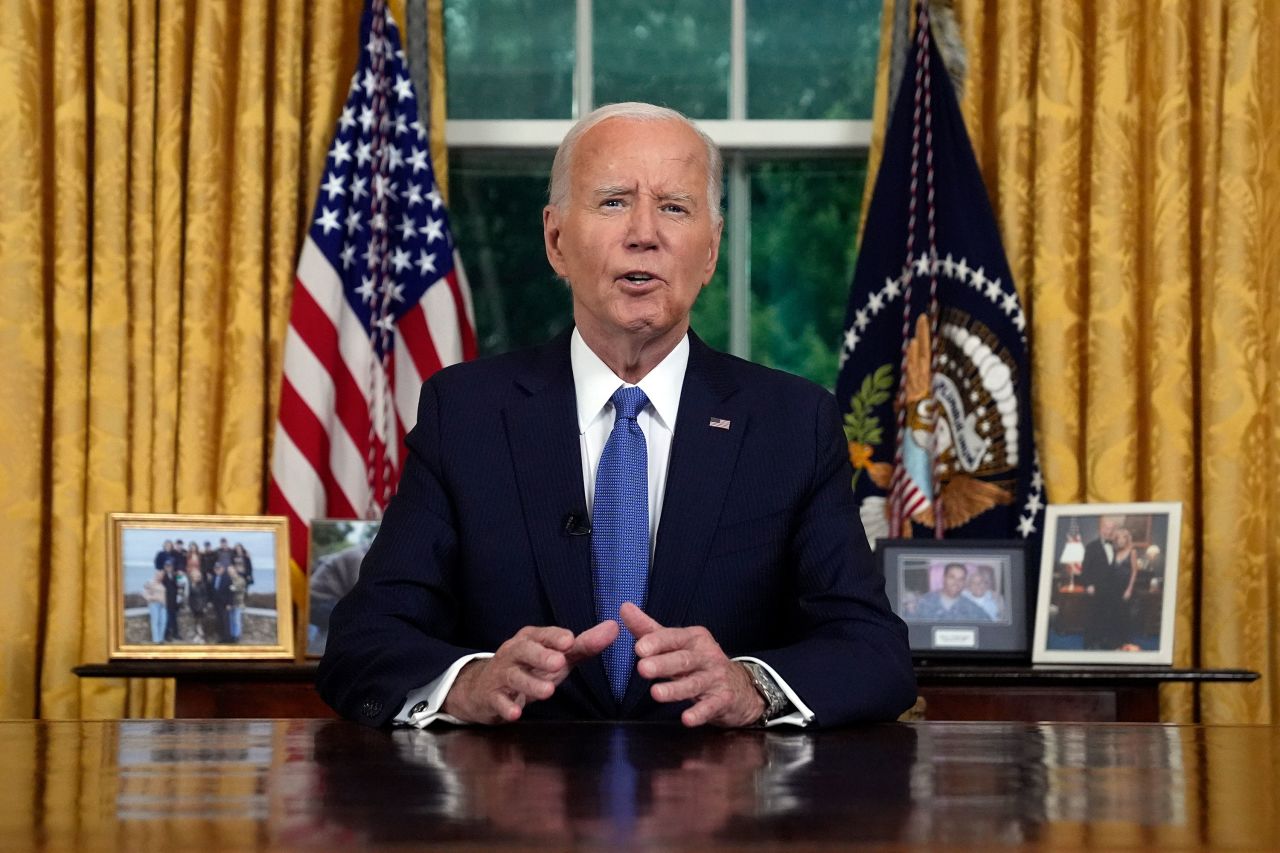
[
  {"xmin": 734, "ymin": 655, "xmax": 815, "ymax": 727},
  {"xmin": 394, "ymin": 652, "xmax": 494, "ymax": 728}
]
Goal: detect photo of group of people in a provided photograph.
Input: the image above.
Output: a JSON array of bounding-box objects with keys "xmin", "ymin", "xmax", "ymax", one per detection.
[
  {"xmin": 119, "ymin": 525, "xmax": 280, "ymax": 648},
  {"xmin": 899, "ymin": 559, "xmax": 1012, "ymax": 625}
]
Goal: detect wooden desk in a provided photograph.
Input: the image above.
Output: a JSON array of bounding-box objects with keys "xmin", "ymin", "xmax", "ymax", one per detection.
[
  {"xmin": 2, "ymin": 719, "xmax": 1277, "ymax": 850},
  {"xmin": 914, "ymin": 664, "xmax": 1258, "ymax": 722},
  {"xmin": 74, "ymin": 662, "xmax": 1258, "ymax": 722}
]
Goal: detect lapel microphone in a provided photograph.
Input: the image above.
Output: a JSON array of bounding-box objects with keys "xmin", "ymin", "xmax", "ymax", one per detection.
[{"xmin": 563, "ymin": 512, "xmax": 592, "ymax": 536}]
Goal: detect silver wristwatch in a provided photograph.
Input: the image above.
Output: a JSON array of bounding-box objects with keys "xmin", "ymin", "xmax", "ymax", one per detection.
[{"xmin": 740, "ymin": 661, "xmax": 790, "ymax": 724}]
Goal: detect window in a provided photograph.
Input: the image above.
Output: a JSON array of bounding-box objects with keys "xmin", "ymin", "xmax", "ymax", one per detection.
[{"xmin": 444, "ymin": 0, "xmax": 881, "ymax": 386}]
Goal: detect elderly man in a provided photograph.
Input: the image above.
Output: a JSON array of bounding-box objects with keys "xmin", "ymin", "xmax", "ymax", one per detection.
[{"xmin": 317, "ymin": 102, "xmax": 915, "ymax": 729}]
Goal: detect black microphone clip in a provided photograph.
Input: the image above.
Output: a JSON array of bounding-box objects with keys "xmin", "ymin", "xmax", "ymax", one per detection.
[{"xmin": 563, "ymin": 512, "xmax": 592, "ymax": 536}]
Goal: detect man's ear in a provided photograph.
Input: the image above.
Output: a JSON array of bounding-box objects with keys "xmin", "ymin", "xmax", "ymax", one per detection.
[
  {"xmin": 543, "ymin": 205, "xmax": 569, "ymax": 278},
  {"xmin": 702, "ymin": 217, "xmax": 724, "ymax": 284}
]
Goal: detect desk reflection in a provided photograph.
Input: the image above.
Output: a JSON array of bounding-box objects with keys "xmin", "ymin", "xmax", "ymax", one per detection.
[
  {"xmin": 305, "ymin": 722, "xmax": 917, "ymax": 846},
  {"xmin": 2, "ymin": 719, "xmax": 1278, "ymax": 851}
]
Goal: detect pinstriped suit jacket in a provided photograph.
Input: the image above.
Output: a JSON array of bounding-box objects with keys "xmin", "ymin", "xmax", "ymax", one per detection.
[{"xmin": 317, "ymin": 329, "xmax": 916, "ymax": 726}]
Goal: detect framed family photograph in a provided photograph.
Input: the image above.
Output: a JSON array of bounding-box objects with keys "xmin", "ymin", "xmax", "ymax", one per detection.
[
  {"xmin": 1032, "ymin": 502, "xmax": 1182, "ymax": 665},
  {"xmin": 305, "ymin": 518, "xmax": 380, "ymax": 657},
  {"xmin": 106, "ymin": 513, "xmax": 294, "ymax": 659},
  {"xmin": 878, "ymin": 539, "xmax": 1030, "ymax": 660}
]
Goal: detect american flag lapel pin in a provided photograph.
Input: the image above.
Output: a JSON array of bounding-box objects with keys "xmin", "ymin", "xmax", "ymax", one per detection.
[{"xmin": 708, "ymin": 417, "xmax": 731, "ymax": 430}]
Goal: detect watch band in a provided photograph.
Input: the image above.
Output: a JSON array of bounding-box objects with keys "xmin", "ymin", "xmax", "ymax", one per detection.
[{"xmin": 740, "ymin": 661, "xmax": 790, "ymax": 724}]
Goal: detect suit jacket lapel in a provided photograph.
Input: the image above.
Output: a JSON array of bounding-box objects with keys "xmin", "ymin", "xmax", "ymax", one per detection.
[
  {"xmin": 503, "ymin": 330, "xmax": 615, "ymax": 712},
  {"xmin": 624, "ymin": 333, "xmax": 746, "ymax": 711}
]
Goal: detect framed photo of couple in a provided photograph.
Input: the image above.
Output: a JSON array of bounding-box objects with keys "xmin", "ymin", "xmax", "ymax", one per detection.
[
  {"xmin": 1032, "ymin": 502, "xmax": 1182, "ymax": 665},
  {"xmin": 878, "ymin": 539, "xmax": 1030, "ymax": 660}
]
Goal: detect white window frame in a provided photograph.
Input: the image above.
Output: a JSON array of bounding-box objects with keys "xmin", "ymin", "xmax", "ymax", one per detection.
[{"xmin": 445, "ymin": 0, "xmax": 873, "ymax": 358}]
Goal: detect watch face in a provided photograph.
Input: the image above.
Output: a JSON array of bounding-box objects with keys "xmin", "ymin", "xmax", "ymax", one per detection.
[{"xmin": 745, "ymin": 663, "xmax": 787, "ymax": 720}]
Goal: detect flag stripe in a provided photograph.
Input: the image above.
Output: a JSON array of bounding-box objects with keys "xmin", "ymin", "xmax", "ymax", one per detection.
[
  {"xmin": 276, "ymin": 377, "xmax": 361, "ymax": 519},
  {"xmin": 287, "ymin": 278, "xmax": 375, "ymax": 463},
  {"xmin": 396, "ymin": 301, "xmax": 443, "ymax": 383},
  {"xmin": 393, "ymin": 330, "xmax": 424, "ymax": 431},
  {"xmin": 272, "ymin": 426, "xmax": 327, "ymax": 531},
  {"xmin": 449, "ymin": 259, "xmax": 478, "ymax": 358},
  {"xmin": 423, "ymin": 276, "xmax": 463, "ymax": 366},
  {"xmin": 268, "ymin": 477, "xmax": 311, "ymax": 576},
  {"xmin": 280, "ymin": 323, "xmax": 376, "ymax": 515}
]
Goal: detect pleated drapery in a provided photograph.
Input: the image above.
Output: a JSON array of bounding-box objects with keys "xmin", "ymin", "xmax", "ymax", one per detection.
[{"xmin": 0, "ymin": 0, "xmax": 425, "ymax": 719}]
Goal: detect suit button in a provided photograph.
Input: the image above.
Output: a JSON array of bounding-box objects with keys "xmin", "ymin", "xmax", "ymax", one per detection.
[
  {"xmin": 360, "ymin": 698, "xmax": 383, "ymax": 718},
  {"xmin": 411, "ymin": 701, "xmax": 429, "ymax": 716}
]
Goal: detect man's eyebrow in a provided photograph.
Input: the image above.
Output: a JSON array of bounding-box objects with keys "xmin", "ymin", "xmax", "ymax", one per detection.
[
  {"xmin": 588, "ymin": 186, "xmax": 699, "ymax": 207},
  {"xmin": 657, "ymin": 191, "xmax": 697, "ymax": 206}
]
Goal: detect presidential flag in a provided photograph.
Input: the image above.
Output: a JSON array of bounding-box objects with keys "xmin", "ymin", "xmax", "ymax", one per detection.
[
  {"xmin": 269, "ymin": 0, "xmax": 476, "ymax": 574},
  {"xmin": 835, "ymin": 1, "xmax": 1043, "ymax": 544}
]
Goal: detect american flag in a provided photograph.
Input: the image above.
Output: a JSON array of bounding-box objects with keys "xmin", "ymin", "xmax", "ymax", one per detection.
[{"xmin": 269, "ymin": 0, "xmax": 475, "ymax": 574}]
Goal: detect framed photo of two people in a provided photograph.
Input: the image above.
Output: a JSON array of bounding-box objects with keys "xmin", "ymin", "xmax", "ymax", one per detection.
[
  {"xmin": 879, "ymin": 539, "xmax": 1030, "ymax": 660},
  {"xmin": 106, "ymin": 513, "xmax": 294, "ymax": 660},
  {"xmin": 1032, "ymin": 502, "xmax": 1181, "ymax": 665}
]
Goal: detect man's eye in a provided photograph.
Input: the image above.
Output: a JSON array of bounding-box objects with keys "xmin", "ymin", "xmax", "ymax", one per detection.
[
  {"xmin": 601, "ymin": 199, "xmax": 623, "ymax": 208},
  {"xmin": 662, "ymin": 204, "xmax": 688, "ymax": 214}
]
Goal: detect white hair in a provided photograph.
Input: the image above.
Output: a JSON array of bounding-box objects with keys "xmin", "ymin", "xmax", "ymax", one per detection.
[{"xmin": 548, "ymin": 102, "xmax": 723, "ymax": 225}]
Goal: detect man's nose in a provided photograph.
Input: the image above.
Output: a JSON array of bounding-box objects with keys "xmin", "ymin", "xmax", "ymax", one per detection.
[{"xmin": 625, "ymin": 204, "xmax": 659, "ymax": 249}]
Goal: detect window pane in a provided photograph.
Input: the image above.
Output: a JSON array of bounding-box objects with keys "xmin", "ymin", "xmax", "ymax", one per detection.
[
  {"xmin": 749, "ymin": 158, "xmax": 868, "ymax": 387},
  {"xmin": 447, "ymin": 152, "xmax": 572, "ymax": 355},
  {"xmin": 444, "ymin": 0, "xmax": 575, "ymax": 119},
  {"xmin": 690, "ymin": 265, "xmax": 730, "ymax": 352},
  {"xmin": 747, "ymin": 0, "xmax": 881, "ymax": 119},
  {"xmin": 594, "ymin": 2, "xmax": 730, "ymax": 118}
]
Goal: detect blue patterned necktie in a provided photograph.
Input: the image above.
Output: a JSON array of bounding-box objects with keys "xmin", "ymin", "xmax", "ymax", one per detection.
[{"xmin": 592, "ymin": 385, "xmax": 650, "ymax": 702}]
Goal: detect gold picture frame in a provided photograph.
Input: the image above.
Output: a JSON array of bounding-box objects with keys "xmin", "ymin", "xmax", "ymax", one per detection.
[{"xmin": 106, "ymin": 513, "xmax": 295, "ymax": 660}]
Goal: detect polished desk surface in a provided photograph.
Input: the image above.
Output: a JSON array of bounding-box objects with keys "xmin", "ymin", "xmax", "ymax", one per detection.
[{"xmin": 3, "ymin": 719, "xmax": 1277, "ymax": 851}]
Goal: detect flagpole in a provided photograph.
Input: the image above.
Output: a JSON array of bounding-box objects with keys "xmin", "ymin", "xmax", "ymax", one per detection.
[{"xmin": 889, "ymin": 0, "xmax": 944, "ymax": 539}]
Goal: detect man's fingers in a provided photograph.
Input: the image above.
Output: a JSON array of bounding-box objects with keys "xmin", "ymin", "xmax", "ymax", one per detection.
[
  {"xmin": 681, "ymin": 693, "xmax": 729, "ymax": 728},
  {"xmin": 504, "ymin": 637, "xmax": 569, "ymax": 675},
  {"xmin": 633, "ymin": 625, "xmax": 705, "ymax": 658},
  {"xmin": 516, "ymin": 625, "xmax": 575, "ymax": 652},
  {"xmin": 636, "ymin": 648, "xmax": 698, "ymax": 681},
  {"xmin": 619, "ymin": 602, "xmax": 664, "ymax": 639},
  {"xmin": 502, "ymin": 665, "xmax": 557, "ymax": 701},
  {"xmin": 649, "ymin": 673, "xmax": 707, "ymax": 703},
  {"xmin": 566, "ymin": 619, "xmax": 620, "ymax": 664},
  {"xmin": 488, "ymin": 689, "xmax": 524, "ymax": 723}
]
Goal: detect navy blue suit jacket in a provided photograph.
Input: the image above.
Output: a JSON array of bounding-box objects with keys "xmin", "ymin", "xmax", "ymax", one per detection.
[{"xmin": 317, "ymin": 330, "xmax": 916, "ymax": 726}]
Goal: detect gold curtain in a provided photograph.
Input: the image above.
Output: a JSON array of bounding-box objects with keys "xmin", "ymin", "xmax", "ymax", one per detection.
[
  {"xmin": 867, "ymin": 0, "xmax": 1279, "ymax": 722},
  {"xmin": 0, "ymin": 0, "xmax": 435, "ymax": 719}
]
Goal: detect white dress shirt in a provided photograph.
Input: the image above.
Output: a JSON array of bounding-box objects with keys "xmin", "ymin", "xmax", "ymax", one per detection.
[{"xmin": 398, "ymin": 330, "xmax": 812, "ymax": 727}]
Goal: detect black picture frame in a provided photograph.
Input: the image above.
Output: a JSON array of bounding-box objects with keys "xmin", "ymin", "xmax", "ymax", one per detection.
[{"xmin": 876, "ymin": 538, "xmax": 1031, "ymax": 661}]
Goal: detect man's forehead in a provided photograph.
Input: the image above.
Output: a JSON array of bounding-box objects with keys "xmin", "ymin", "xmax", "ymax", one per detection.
[{"xmin": 575, "ymin": 118, "xmax": 706, "ymax": 168}]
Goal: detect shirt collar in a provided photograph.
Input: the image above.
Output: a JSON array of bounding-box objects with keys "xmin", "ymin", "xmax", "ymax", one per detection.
[{"xmin": 570, "ymin": 327, "xmax": 689, "ymax": 434}]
